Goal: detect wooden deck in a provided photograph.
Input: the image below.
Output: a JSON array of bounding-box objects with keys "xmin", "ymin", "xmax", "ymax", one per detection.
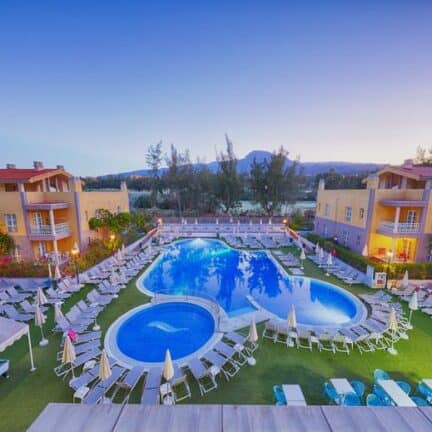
[{"xmin": 29, "ymin": 404, "xmax": 432, "ymax": 432}]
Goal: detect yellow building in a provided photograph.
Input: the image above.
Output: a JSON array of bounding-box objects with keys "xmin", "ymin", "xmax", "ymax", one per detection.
[
  {"xmin": 0, "ymin": 162, "xmax": 129, "ymax": 262},
  {"xmin": 314, "ymin": 160, "xmax": 432, "ymax": 263}
]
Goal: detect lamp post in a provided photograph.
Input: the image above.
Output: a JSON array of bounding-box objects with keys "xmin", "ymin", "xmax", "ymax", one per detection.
[
  {"xmin": 109, "ymin": 233, "xmax": 116, "ymax": 253},
  {"xmin": 157, "ymin": 218, "xmax": 163, "ymax": 244},
  {"xmin": 71, "ymin": 242, "xmax": 80, "ymax": 285},
  {"xmin": 386, "ymin": 250, "xmax": 393, "ymax": 289}
]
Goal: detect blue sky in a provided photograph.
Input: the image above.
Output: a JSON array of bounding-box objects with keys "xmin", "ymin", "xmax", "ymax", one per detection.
[{"xmin": 1, "ymin": 1, "xmax": 431, "ymax": 175}]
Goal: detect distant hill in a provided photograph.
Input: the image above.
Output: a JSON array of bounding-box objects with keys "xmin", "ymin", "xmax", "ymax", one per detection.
[{"xmin": 105, "ymin": 150, "xmax": 384, "ymax": 177}]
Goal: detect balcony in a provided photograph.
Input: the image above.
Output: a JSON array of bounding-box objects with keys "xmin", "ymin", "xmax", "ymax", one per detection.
[
  {"xmin": 24, "ymin": 202, "xmax": 69, "ymax": 211},
  {"xmin": 29, "ymin": 223, "xmax": 72, "ymax": 240},
  {"xmin": 377, "ymin": 221, "xmax": 420, "ymax": 236}
]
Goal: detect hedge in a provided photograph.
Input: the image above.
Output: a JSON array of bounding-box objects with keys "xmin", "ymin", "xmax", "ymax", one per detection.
[{"xmin": 306, "ymin": 232, "xmax": 432, "ymax": 279}]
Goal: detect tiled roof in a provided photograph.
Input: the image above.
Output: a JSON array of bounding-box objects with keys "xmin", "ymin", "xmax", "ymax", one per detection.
[
  {"xmin": 380, "ymin": 164, "xmax": 432, "ymax": 180},
  {"xmin": 0, "ymin": 168, "xmax": 66, "ymax": 182}
]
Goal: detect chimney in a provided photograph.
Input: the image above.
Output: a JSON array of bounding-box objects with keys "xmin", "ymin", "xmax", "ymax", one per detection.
[
  {"xmin": 6, "ymin": 163, "xmax": 16, "ymax": 169},
  {"xmin": 33, "ymin": 161, "xmax": 44, "ymax": 170},
  {"xmin": 56, "ymin": 165, "xmax": 64, "ymax": 170},
  {"xmin": 318, "ymin": 179, "xmax": 325, "ymax": 191},
  {"xmin": 366, "ymin": 173, "xmax": 379, "ymax": 190},
  {"xmin": 402, "ymin": 159, "xmax": 414, "ymax": 169},
  {"xmin": 68, "ymin": 177, "xmax": 82, "ymax": 192}
]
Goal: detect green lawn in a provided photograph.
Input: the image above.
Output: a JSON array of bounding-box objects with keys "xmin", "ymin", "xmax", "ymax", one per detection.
[{"xmin": 1, "ymin": 251, "xmax": 432, "ymax": 431}]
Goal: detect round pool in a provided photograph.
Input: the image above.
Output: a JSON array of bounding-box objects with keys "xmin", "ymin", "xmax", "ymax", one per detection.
[{"xmin": 106, "ymin": 301, "xmax": 216, "ymax": 365}]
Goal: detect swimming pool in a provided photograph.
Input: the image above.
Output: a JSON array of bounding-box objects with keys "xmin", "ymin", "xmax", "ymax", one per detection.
[
  {"xmin": 139, "ymin": 238, "xmax": 366, "ymax": 327},
  {"xmin": 106, "ymin": 301, "xmax": 216, "ymax": 365}
]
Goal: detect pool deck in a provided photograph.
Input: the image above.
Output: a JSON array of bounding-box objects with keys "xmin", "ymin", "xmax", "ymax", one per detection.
[{"xmin": 29, "ymin": 403, "xmax": 432, "ymax": 432}]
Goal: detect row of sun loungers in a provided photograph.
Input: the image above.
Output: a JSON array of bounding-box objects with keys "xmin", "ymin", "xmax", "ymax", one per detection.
[
  {"xmin": 308, "ymin": 254, "xmax": 365, "ymax": 284},
  {"xmin": 262, "ymin": 291, "xmax": 409, "ymax": 354},
  {"xmin": 61, "ymin": 327, "xmax": 252, "ymax": 406},
  {"xmin": 222, "ymin": 234, "xmax": 292, "ymax": 249}
]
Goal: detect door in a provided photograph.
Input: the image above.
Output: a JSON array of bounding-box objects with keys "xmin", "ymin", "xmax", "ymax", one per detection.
[
  {"xmin": 33, "ymin": 212, "xmax": 43, "ymax": 228},
  {"xmin": 37, "ymin": 241, "xmax": 47, "ymax": 258},
  {"xmin": 407, "ymin": 210, "xmax": 417, "ymax": 225}
]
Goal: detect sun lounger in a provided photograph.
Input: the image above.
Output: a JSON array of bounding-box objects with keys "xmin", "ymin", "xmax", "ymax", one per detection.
[
  {"xmin": 82, "ymin": 365, "xmax": 125, "ymax": 404},
  {"xmin": 57, "ymin": 340, "xmax": 100, "ymax": 361},
  {"xmin": 214, "ymin": 340, "xmax": 248, "ymax": 366},
  {"xmin": 186, "ymin": 358, "xmax": 217, "ymax": 396},
  {"xmin": 54, "ymin": 347, "xmax": 101, "ymax": 378},
  {"xmin": 3, "ymin": 304, "xmax": 34, "ymax": 322},
  {"xmin": 7, "ymin": 287, "xmax": 31, "ymax": 301},
  {"xmin": 111, "ymin": 365, "xmax": 146, "ymax": 403},
  {"xmin": 74, "ymin": 331, "xmax": 102, "ymax": 344},
  {"xmin": 225, "ymin": 331, "xmax": 257, "ymax": 356},
  {"xmin": 202, "ymin": 350, "xmax": 239, "ymax": 380},
  {"xmin": 19, "ymin": 300, "xmax": 48, "ymax": 314},
  {"xmin": 141, "ymin": 367, "xmax": 163, "ymax": 405},
  {"xmin": 262, "ymin": 319, "xmax": 279, "ymax": 340},
  {"xmin": 169, "ymin": 364, "xmax": 191, "ymax": 402}
]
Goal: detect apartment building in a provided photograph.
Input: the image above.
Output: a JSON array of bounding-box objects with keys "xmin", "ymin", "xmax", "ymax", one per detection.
[
  {"xmin": 314, "ymin": 160, "xmax": 432, "ymax": 263},
  {"xmin": 0, "ymin": 162, "xmax": 129, "ymax": 262}
]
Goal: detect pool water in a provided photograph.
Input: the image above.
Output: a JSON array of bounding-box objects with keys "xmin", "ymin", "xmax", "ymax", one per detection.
[
  {"xmin": 141, "ymin": 238, "xmax": 365, "ymax": 327},
  {"xmin": 116, "ymin": 302, "xmax": 215, "ymax": 362}
]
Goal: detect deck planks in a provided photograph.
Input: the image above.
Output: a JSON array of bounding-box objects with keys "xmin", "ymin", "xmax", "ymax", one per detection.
[{"xmin": 28, "ymin": 403, "xmax": 432, "ymax": 432}]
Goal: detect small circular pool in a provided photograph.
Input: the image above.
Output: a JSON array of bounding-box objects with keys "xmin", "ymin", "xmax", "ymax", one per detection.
[{"xmin": 106, "ymin": 301, "xmax": 215, "ymax": 365}]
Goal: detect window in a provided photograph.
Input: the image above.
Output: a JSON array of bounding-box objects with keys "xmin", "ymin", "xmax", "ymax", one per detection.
[
  {"xmin": 345, "ymin": 207, "xmax": 352, "ymax": 222},
  {"xmin": 324, "ymin": 204, "xmax": 330, "ymax": 217},
  {"xmin": 5, "ymin": 214, "xmax": 17, "ymax": 232},
  {"xmin": 342, "ymin": 230, "xmax": 349, "ymax": 245},
  {"xmin": 317, "ymin": 203, "xmax": 321, "ymax": 212},
  {"xmin": 359, "ymin": 208, "xmax": 364, "ymax": 219},
  {"xmin": 356, "ymin": 235, "xmax": 361, "ymax": 246},
  {"xmin": 323, "ymin": 224, "xmax": 328, "ymax": 237}
]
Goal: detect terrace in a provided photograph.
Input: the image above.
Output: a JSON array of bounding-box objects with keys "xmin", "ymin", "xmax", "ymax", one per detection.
[{"xmin": 1, "ymin": 236, "xmax": 432, "ymax": 431}]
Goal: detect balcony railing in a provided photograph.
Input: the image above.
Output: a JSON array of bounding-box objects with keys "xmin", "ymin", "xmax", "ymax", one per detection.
[
  {"xmin": 30, "ymin": 223, "xmax": 71, "ymax": 236},
  {"xmin": 378, "ymin": 221, "xmax": 420, "ymax": 234}
]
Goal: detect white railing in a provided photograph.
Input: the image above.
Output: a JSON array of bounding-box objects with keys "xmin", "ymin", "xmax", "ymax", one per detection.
[
  {"xmin": 30, "ymin": 223, "xmax": 71, "ymax": 236},
  {"xmin": 45, "ymin": 251, "xmax": 70, "ymax": 264},
  {"xmin": 378, "ymin": 221, "xmax": 420, "ymax": 234}
]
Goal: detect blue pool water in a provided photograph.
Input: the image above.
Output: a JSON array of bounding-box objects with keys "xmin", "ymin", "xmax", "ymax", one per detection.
[
  {"xmin": 141, "ymin": 239, "xmax": 365, "ymax": 327},
  {"xmin": 116, "ymin": 302, "xmax": 214, "ymax": 362}
]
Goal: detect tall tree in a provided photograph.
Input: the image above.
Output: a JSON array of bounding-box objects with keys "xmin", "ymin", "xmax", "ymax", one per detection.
[
  {"xmin": 215, "ymin": 135, "xmax": 242, "ymax": 213},
  {"xmin": 145, "ymin": 141, "xmax": 163, "ymax": 206},
  {"xmin": 314, "ymin": 169, "xmax": 365, "ymax": 190},
  {"xmin": 414, "ymin": 145, "xmax": 432, "ymax": 166},
  {"xmin": 250, "ymin": 147, "xmax": 302, "ymax": 215},
  {"xmin": 164, "ymin": 144, "xmax": 191, "ymax": 217}
]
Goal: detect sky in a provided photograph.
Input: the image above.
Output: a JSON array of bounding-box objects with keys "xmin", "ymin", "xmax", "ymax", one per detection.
[{"xmin": 0, "ymin": 1, "xmax": 431, "ymax": 175}]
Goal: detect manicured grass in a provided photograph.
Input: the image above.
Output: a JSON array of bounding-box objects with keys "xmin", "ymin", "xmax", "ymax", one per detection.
[{"xmin": 1, "ymin": 250, "xmax": 432, "ymax": 431}]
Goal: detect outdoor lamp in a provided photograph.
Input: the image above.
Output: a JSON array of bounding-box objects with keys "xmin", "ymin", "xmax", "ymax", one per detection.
[{"xmin": 71, "ymin": 243, "xmax": 80, "ymax": 285}]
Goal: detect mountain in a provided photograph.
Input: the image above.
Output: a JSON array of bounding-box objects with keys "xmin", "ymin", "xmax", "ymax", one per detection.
[{"xmin": 105, "ymin": 150, "xmax": 384, "ymax": 177}]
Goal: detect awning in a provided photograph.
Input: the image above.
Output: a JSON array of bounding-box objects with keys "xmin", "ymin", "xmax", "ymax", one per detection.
[{"xmin": 0, "ymin": 317, "xmax": 35, "ymax": 371}]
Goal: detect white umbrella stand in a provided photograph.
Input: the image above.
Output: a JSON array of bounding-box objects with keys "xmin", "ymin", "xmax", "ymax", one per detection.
[
  {"xmin": 407, "ymin": 291, "xmax": 418, "ymax": 330},
  {"xmin": 387, "ymin": 308, "xmax": 398, "ymax": 356},
  {"xmin": 300, "ymin": 248, "xmax": 306, "ymax": 270},
  {"xmin": 35, "ymin": 305, "xmax": 48, "ymax": 347},
  {"xmin": 247, "ymin": 320, "xmax": 259, "ymax": 365}
]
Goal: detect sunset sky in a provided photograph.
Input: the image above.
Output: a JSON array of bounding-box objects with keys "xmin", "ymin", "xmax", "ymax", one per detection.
[{"xmin": 1, "ymin": 1, "xmax": 431, "ymax": 175}]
